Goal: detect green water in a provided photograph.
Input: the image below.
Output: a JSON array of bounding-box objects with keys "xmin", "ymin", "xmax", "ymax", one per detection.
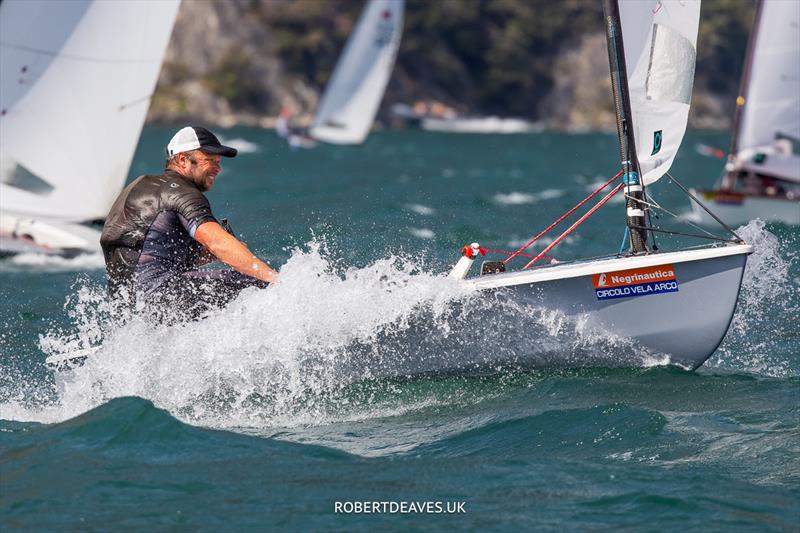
[{"xmin": 1, "ymin": 128, "xmax": 798, "ymax": 531}]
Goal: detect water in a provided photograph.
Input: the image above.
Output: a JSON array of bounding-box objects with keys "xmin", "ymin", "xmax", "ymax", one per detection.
[{"xmin": 1, "ymin": 128, "xmax": 798, "ymax": 530}]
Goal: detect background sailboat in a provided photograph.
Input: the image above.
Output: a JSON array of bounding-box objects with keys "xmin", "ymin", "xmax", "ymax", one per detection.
[
  {"xmin": 690, "ymin": 0, "xmax": 800, "ymax": 226},
  {"xmin": 0, "ymin": 0, "xmax": 180, "ymax": 256},
  {"xmin": 450, "ymin": 0, "xmax": 751, "ymax": 370},
  {"xmin": 303, "ymin": 0, "xmax": 404, "ymax": 146}
]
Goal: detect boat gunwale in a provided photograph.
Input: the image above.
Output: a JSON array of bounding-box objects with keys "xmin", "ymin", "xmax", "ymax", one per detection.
[{"xmin": 466, "ymin": 243, "xmax": 752, "ymax": 290}]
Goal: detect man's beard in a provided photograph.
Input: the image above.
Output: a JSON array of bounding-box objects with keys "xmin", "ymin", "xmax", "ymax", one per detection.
[{"xmin": 195, "ymin": 174, "xmax": 213, "ymax": 192}]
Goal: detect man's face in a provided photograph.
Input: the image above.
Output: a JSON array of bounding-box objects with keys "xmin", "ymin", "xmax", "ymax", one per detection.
[{"xmin": 183, "ymin": 151, "xmax": 222, "ymax": 191}]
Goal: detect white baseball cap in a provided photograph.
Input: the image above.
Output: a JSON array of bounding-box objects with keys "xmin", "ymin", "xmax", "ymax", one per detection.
[{"xmin": 166, "ymin": 126, "xmax": 237, "ymax": 157}]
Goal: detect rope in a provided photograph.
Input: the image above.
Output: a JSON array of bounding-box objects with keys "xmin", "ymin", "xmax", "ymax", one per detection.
[
  {"xmin": 481, "ymin": 248, "xmax": 556, "ymax": 261},
  {"xmin": 523, "ymin": 183, "xmax": 625, "ymax": 269},
  {"xmin": 502, "ymin": 170, "xmax": 623, "ymax": 265}
]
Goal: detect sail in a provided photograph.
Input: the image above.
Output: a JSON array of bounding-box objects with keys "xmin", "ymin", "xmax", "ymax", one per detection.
[
  {"xmin": 618, "ymin": 0, "xmax": 701, "ymax": 185},
  {"xmin": 0, "ymin": 0, "xmax": 180, "ymax": 222},
  {"xmin": 309, "ymin": 0, "xmax": 404, "ymax": 145},
  {"xmin": 736, "ymin": 0, "xmax": 800, "ymax": 154}
]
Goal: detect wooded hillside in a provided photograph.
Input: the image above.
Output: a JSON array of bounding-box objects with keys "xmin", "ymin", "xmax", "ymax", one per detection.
[{"xmin": 148, "ymin": 0, "xmax": 754, "ymax": 130}]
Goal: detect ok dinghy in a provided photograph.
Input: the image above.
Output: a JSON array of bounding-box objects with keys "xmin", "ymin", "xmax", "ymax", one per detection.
[
  {"xmin": 449, "ymin": 0, "xmax": 751, "ymax": 370},
  {"xmin": 0, "ymin": 0, "xmax": 180, "ymax": 257},
  {"xmin": 46, "ymin": 0, "xmax": 750, "ymax": 373},
  {"xmin": 690, "ymin": 0, "xmax": 800, "ymax": 226}
]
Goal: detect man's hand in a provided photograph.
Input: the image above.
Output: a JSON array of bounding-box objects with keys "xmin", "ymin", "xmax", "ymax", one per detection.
[{"xmin": 195, "ymin": 221, "xmax": 279, "ymax": 283}]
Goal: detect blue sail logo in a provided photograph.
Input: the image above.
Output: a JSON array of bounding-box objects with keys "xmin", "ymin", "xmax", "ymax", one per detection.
[{"xmin": 651, "ymin": 130, "xmax": 663, "ymax": 155}]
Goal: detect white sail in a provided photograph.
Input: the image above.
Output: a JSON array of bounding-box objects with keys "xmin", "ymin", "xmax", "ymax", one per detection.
[
  {"xmin": 737, "ymin": 0, "xmax": 800, "ymax": 154},
  {"xmin": 0, "ymin": 0, "xmax": 180, "ymax": 222},
  {"xmin": 618, "ymin": 0, "xmax": 701, "ymax": 185},
  {"xmin": 309, "ymin": 0, "xmax": 404, "ymax": 145}
]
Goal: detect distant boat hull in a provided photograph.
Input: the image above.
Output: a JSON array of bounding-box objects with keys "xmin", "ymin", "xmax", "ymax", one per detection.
[
  {"xmin": 0, "ymin": 213, "xmax": 101, "ymax": 257},
  {"xmin": 466, "ymin": 244, "xmax": 751, "ymax": 370},
  {"xmin": 421, "ymin": 116, "xmax": 542, "ymax": 134},
  {"xmin": 689, "ymin": 188, "xmax": 800, "ymax": 226}
]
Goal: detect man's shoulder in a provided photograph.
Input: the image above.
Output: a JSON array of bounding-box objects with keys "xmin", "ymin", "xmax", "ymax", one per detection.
[
  {"xmin": 126, "ymin": 173, "xmax": 169, "ymax": 193},
  {"xmin": 163, "ymin": 178, "xmax": 207, "ymax": 203},
  {"xmin": 160, "ymin": 173, "xmax": 212, "ymax": 217},
  {"xmin": 120, "ymin": 173, "xmax": 203, "ymax": 209},
  {"xmin": 133, "ymin": 172, "xmax": 202, "ymax": 201}
]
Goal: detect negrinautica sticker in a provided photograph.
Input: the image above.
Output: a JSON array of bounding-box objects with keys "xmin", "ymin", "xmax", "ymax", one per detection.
[{"xmin": 592, "ymin": 264, "xmax": 678, "ymax": 300}]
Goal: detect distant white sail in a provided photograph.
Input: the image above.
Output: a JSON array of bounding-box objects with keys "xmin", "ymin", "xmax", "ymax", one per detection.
[
  {"xmin": 619, "ymin": 0, "xmax": 701, "ymax": 185},
  {"xmin": 736, "ymin": 0, "xmax": 800, "ymax": 154},
  {"xmin": 0, "ymin": 0, "xmax": 180, "ymax": 222},
  {"xmin": 309, "ymin": 0, "xmax": 404, "ymax": 145}
]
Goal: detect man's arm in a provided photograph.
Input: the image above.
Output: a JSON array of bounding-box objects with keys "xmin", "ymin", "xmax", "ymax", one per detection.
[{"xmin": 194, "ymin": 221, "xmax": 279, "ymax": 283}]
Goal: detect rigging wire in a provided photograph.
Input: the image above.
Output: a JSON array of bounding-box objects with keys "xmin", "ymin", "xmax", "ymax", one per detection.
[
  {"xmin": 523, "ymin": 183, "xmax": 624, "ymax": 269},
  {"xmin": 502, "ymin": 170, "xmax": 622, "ymax": 265},
  {"xmin": 481, "ymin": 167, "xmax": 745, "ymax": 272},
  {"xmin": 627, "ymin": 225, "xmax": 741, "ymax": 244},
  {"xmin": 665, "ymin": 171, "xmax": 743, "ymax": 242},
  {"xmin": 623, "ymin": 192, "xmax": 721, "ymax": 240}
]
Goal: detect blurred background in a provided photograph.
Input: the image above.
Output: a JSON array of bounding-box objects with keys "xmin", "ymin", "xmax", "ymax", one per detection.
[{"xmin": 150, "ymin": 0, "xmax": 753, "ymax": 130}]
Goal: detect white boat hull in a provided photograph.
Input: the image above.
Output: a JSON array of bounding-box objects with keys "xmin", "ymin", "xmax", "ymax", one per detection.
[
  {"xmin": 0, "ymin": 213, "xmax": 101, "ymax": 257},
  {"xmin": 689, "ymin": 189, "xmax": 800, "ymax": 226},
  {"xmin": 466, "ymin": 244, "xmax": 751, "ymax": 370},
  {"xmin": 45, "ymin": 245, "xmax": 751, "ymax": 373},
  {"xmin": 421, "ymin": 116, "xmax": 541, "ymax": 134}
]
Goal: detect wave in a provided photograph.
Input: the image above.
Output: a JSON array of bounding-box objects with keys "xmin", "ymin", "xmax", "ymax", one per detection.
[
  {"xmin": 5, "ymin": 368, "xmax": 795, "ymax": 474},
  {"xmin": 3, "ymin": 220, "xmax": 796, "ymax": 443},
  {"xmin": 404, "ymin": 203, "xmax": 436, "ymax": 216},
  {"xmin": 4, "ymin": 240, "xmax": 656, "ymax": 428},
  {"xmin": 492, "ymin": 189, "xmax": 565, "ymax": 205},
  {"xmin": 708, "ymin": 220, "xmax": 798, "ymax": 377},
  {"xmin": 218, "ymin": 136, "xmax": 260, "ymax": 154},
  {"xmin": 408, "ymin": 227, "xmax": 435, "ymax": 239},
  {"xmin": 0, "ymin": 251, "xmax": 105, "ymax": 272}
]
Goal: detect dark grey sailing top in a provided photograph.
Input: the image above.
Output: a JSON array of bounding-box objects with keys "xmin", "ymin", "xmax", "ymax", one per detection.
[{"xmin": 100, "ymin": 169, "xmax": 216, "ymax": 300}]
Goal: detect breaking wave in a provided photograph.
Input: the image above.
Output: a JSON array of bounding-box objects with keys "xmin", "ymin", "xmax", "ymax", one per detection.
[
  {"xmin": 708, "ymin": 220, "xmax": 799, "ymax": 377},
  {"xmin": 4, "ymin": 239, "xmax": 654, "ymax": 430},
  {"xmin": 3, "ymin": 220, "xmax": 794, "ymax": 434}
]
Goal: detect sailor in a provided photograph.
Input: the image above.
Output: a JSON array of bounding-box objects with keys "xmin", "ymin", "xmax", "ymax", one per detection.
[{"xmin": 100, "ymin": 126, "xmax": 279, "ymax": 320}]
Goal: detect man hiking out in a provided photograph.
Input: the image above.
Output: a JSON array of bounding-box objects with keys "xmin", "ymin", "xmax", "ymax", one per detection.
[{"xmin": 100, "ymin": 126, "xmax": 278, "ymax": 320}]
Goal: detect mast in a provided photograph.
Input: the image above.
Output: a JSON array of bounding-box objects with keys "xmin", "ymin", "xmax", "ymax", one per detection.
[
  {"xmin": 728, "ymin": 0, "xmax": 764, "ymax": 162},
  {"xmin": 602, "ymin": 0, "xmax": 648, "ymax": 254}
]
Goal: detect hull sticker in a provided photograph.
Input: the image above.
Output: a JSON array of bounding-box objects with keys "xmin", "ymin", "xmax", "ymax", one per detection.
[{"xmin": 592, "ymin": 264, "xmax": 678, "ymax": 300}]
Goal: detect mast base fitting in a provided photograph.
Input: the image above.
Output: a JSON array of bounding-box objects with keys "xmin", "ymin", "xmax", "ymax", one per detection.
[
  {"xmin": 481, "ymin": 261, "xmax": 506, "ymax": 275},
  {"xmin": 623, "ymin": 171, "xmax": 640, "ymax": 185}
]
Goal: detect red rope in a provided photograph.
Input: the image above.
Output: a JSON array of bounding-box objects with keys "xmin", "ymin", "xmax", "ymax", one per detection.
[
  {"xmin": 523, "ymin": 182, "xmax": 624, "ymax": 269},
  {"xmin": 481, "ymin": 248, "xmax": 556, "ymax": 261},
  {"xmin": 502, "ymin": 170, "xmax": 623, "ymax": 265}
]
